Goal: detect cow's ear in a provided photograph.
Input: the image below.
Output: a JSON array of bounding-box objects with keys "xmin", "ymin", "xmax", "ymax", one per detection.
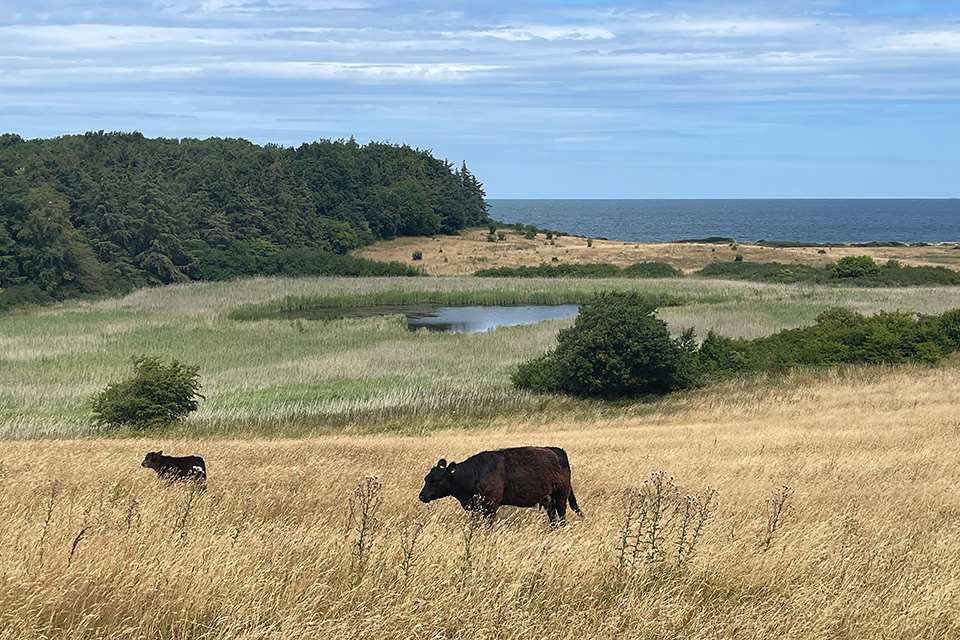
[
  {"xmin": 157, "ymin": 450, "xmax": 162, "ymax": 455},
  {"xmin": 437, "ymin": 459, "xmax": 446, "ymax": 468},
  {"xmin": 448, "ymin": 462, "xmax": 456, "ymax": 473}
]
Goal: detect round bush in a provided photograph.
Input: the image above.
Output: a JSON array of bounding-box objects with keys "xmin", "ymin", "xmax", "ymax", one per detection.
[
  {"xmin": 92, "ymin": 356, "xmax": 203, "ymax": 430},
  {"xmin": 512, "ymin": 292, "xmax": 698, "ymax": 398}
]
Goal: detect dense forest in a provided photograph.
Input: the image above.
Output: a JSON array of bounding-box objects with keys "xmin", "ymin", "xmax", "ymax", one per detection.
[{"xmin": 0, "ymin": 131, "xmax": 490, "ymax": 305}]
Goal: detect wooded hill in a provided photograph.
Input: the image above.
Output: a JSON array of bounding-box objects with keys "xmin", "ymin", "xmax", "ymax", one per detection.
[{"xmin": 0, "ymin": 131, "xmax": 489, "ymax": 304}]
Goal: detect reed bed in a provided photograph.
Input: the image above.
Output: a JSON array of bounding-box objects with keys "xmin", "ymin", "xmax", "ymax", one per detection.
[{"xmin": 3, "ymin": 364, "xmax": 960, "ymax": 638}]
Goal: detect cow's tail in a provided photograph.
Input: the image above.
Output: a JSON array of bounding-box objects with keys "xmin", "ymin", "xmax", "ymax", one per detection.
[{"xmin": 568, "ymin": 487, "xmax": 583, "ymax": 517}]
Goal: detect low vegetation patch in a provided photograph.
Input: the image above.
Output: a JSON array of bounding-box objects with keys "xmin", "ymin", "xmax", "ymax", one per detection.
[
  {"xmin": 475, "ymin": 261, "xmax": 683, "ymax": 279},
  {"xmin": 700, "ymin": 306, "xmax": 960, "ymax": 376},
  {"xmin": 193, "ymin": 243, "xmax": 422, "ymax": 280},
  {"xmin": 672, "ymin": 236, "xmax": 737, "ymax": 244},
  {"xmin": 229, "ymin": 289, "xmax": 586, "ymax": 321},
  {"xmin": 514, "ymin": 291, "xmax": 960, "ymax": 399},
  {"xmin": 696, "ymin": 255, "xmax": 960, "ymax": 286}
]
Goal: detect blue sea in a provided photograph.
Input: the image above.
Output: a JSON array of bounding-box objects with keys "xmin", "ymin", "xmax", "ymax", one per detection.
[{"xmin": 486, "ymin": 200, "xmax": 960, "ymax": 244}]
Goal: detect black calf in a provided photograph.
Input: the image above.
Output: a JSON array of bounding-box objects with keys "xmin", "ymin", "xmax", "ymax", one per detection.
[{"xmin": 141, "ymin": 450, "xmax": 206, "ymax": 484}]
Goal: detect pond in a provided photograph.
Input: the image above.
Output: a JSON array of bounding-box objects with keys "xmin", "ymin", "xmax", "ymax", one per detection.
[{"xmin": 280, "ymin": 304, "xmax": 581, "ymax": 333}]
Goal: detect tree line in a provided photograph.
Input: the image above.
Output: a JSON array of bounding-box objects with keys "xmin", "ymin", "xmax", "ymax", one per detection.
[{"xmin": 0, "ymin": 131, "xmax": 489, "ymax": 305}]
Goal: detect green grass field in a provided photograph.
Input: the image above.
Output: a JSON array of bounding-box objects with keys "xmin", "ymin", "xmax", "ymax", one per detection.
[{"xmin": 5, "ymin": 275, "xmax": 960, "ymax": 439}]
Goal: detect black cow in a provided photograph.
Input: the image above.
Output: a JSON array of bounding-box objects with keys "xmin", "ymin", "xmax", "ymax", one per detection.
[
  {"xmin": 418, "ymin": 446, "xmax": 583, "ymax": 524},
  {"xmin": 141, "ymin": 451, "xmax": 207, "ymax": 485}
]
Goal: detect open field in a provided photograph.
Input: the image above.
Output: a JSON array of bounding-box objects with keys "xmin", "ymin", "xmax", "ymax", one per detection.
[
  {"xmin": 6, "ymin": 276, "xmax": 960, "ymax": 438},
  {"xmin": 356, "ymin": 228, "xmax": 960, "ymax": 275},
  {"xmin": 3, "ymin": 364, "xmax": 960, "ymax": 638},
  {"xmin": 5, "ymin": 271, "xmax": 960, "ymax": 636}
]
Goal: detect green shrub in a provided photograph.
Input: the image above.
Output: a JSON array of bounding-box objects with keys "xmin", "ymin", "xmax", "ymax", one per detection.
[
  {"xmin": 698, "ymin": 331, "xmax": 748, "ymax": 376},
  {"xmin": 91, "ymin": 356, "xmax": 203, "ymax": 430},
  {"xmin": 512, "ymin": 292, "xmax": 699, "ymax": 398},
  {"xmin": 834, "ymin": 255, "xmax": 880, "ymax": 278},
  {"xmin": 412, "ymin": 250, "xmax": 423, "ymax": 261},
  {"xmin": 0, "ymin": 283, "xmax": 55, "ymax": 312},
  {"xmin": 936, "ymin": 308, "xmax": 960, "ymax": 351},
  {"xmin": 516, "ymin": 295, "xmax": 960, "ymax": 400},
  {"xmin": 620, "ymin": 262, "xmax": 684, "ymax": 278},
  {"xmin": 728, "ymin": 308, "xmax": 947, "ymax": 372}
]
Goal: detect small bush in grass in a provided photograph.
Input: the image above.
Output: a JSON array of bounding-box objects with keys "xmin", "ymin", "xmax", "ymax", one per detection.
[
  {"xmin": 91, "ymin": 356, "xmax": 203, "ymax": 430},
  {"xmin": 412, "ymin": 250, "xmax": 423, "ymax": 261}
]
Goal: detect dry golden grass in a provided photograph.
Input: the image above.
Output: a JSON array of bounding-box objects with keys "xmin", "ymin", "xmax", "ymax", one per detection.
[
  {"xmin": 4, "ymin": 364, "xmax": 960, "ymax": 638},
  {"xmin": 356, "ymin": 228, "xmax": 960, "ymax": 275}
]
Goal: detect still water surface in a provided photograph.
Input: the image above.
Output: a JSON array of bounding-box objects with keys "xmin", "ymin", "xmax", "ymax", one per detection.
[
  {"xmin": 282, "ymin": 304, "xmax": 580, "ymax": 333},
  {"xmin": 488, "ymin": 199, "xmax": 960, "ymax": 244}
]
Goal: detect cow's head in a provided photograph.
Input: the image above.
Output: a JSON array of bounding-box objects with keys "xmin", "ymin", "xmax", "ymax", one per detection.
[
  {"xmin": 418, "ymin": 458, "xmax": 457, "ymax": 503},
  {"xmin": 141, "ymin": 451, "xmax": 163, "ymax": 470}
]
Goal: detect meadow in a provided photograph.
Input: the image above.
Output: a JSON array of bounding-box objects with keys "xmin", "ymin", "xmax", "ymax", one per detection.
[
  {"xmin": 4, "ymin": 274, "xmax": 960, "ymax": 638},
  {"xmin": 4, "ymin": 275, "xmax": 960, "ymax": 439},
  {"xmin": 3, "ymin": 365, "xmax": 960, "ymax": 639}
]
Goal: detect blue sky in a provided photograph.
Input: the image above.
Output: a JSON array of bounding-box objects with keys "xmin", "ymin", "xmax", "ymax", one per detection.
[{"xmin": 2, "ymin": 1, "xmax": 958, "ymax": 198}]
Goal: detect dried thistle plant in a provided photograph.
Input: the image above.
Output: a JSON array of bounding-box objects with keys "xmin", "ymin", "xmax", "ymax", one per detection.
[
  {"xmin": 617, "ymin": 471, "xmax": 718, "ymax": 576},
  {"xmin": 761, "ymin": 485, "xmax": 794, "ymax": 551},
  {"xmin": 348, "ymin": 475, "xmax": 383, "ymax": 579},
  {"xmin": 395, "ymin": 515, "xmax": 427, "ymax": 582}
]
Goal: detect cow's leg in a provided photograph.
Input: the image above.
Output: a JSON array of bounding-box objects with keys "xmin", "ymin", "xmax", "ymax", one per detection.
[
  {"xmin": 466, "ymin": 494, "xmax": 498, "ymax": 526},
  {"xmin": 550, "ymin": 490, "xmax": 568, "ymax": 526}
]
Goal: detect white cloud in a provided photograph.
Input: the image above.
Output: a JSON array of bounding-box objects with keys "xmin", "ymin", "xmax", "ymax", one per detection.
[{"xmin": 471, "ymin": 25, "xmax": 616, "ymax": 41}]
